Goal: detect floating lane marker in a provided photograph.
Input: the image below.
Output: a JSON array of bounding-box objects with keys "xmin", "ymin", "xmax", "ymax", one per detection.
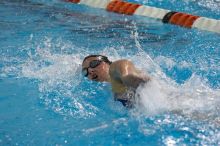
[
  {"xmin": 81, "ymin": 0, "xmax": 111, "ymax": 9},
  {"xmin": 66, "ymin": 0, "xmax": 220, "ymax": 34},
  {"xmin": 107, "ymin": 0, "xmax": 141, "ymax": 15},
  {"xmin": 193, "ymin": 17, "xmax": 220, "ymax": 33},
  {"xmin": 167, "ymin": 12, "xmax": 200, "ymax": 28},
  {"xmin": 135, "ymin": 5, "xmax": 170, "ymax": 20}
]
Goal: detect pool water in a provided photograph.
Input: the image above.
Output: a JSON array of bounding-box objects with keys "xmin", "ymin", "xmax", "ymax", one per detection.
[{"xmin": 0, "ymin": 0, "xmax": 220, "ymax": 145}]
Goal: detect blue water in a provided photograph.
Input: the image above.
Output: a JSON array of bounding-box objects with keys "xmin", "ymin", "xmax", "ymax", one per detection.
[{"xmin": 0, "ymin": 0, "xmax": 220, "ymax": 145}]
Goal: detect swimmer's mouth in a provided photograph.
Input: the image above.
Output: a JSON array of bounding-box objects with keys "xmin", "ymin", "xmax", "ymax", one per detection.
[{"xmin": 92, "ymin": 75, "xmax": 98, "ymax": 80}]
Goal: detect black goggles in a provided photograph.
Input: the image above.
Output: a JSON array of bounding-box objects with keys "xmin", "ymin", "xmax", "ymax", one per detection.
[{"xmin": 82, "ymin": 60, "xmax": 103, "ymax": 77}]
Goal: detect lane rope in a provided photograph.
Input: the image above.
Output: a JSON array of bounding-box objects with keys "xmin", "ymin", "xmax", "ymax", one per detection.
[{"xmin": 66, "ymin": 0, "xmax": 220, "ymax": 34}]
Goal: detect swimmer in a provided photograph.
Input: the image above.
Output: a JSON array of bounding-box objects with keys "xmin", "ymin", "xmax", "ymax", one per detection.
[{"xmin": 82, "ymin": 55, "xmax": 151, "ymax": 107}]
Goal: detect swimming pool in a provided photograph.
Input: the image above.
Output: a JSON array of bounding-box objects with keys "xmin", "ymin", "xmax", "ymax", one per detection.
[{"xmin": 0, "ymin": 0, "xmax": 220, "ymax": 145}]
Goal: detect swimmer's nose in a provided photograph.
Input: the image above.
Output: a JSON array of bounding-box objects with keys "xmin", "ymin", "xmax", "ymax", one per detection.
[
  {"xmin": 88, "ymin": 67, "xmax": 94, "ymax": 72},
  {"xmin": 87, "ymin": 68, "xmax": 99, "ymax": 80},
  {"xmin": 88, "ymin": 68, "xmax": 95, "ymax": 76}
]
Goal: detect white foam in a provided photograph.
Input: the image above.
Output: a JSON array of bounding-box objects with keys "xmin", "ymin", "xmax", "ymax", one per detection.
[
  {"xmin": 16, "ymin": 34, "xmax": 220, "ymax": 121},
  {"xmin": 131, "ymin": 73, "xmax": 220, "ymax": 120},
  {"xmin": 135, "ymin": 80, "xmax": 170, "ymax": 116},
  {"xmin": 19, "ymin": 37, "xmax": 100, "ymax": 118},
  {"xmin": 127, "ymin": 26, "xmax": 220, "ymax": 120}
]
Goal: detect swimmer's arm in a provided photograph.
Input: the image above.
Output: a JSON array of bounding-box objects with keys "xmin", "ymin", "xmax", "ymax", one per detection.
[{"xmin": 109, "ymin": 59, "xmax": 150, "ymax": 89}]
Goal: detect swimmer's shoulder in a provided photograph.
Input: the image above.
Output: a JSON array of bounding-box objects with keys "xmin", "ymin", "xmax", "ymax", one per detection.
[
  {"xmin": 109, "ymin": 59, "xmax": 135, "ymax": 77},
  {"xmin": 110, "ymin": 59, "xmax": 134, "ymax": 69},
  {"xmin": 109, "ymin": 60, "xmax": 131, "ymax": 94}
]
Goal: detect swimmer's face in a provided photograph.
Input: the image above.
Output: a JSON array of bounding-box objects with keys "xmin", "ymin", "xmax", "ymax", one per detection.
[{"xmin": 82, "ymin": 57, "xmax": 110, "ymax": 82}]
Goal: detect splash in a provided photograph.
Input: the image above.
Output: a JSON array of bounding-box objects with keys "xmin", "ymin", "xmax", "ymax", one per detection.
[
  {"xmin": 20, "ymin": 36, "xmax": 100, "ymax": 119},
  {"xmin": 135, "ymin": 79, "xmax": 169, "ymax": 115},
  {"xmin": 133, "ymin": 74, "xmax": 220, "ymax": 118},
  {"xmin": 3, "ymin": 24, "xmax": 218, "ymax": 124},
  {"xmin": 128, "ymin": 24, "xmax": 220, "ymax": 125}
]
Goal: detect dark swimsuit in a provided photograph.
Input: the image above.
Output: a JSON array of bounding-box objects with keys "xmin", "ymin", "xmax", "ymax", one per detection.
[
  {"xmin": 114, "ymin": 89, "xmax": 136, "ymax": 108},
  {"xmin": 116, "ymin": 98, "xmax": 131, "ymax": 107}
]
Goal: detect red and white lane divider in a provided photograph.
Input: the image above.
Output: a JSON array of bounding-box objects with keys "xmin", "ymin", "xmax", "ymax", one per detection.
[{"xmin": 66, "ymin": 0, "xmax": 220, "ymax": 34}]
